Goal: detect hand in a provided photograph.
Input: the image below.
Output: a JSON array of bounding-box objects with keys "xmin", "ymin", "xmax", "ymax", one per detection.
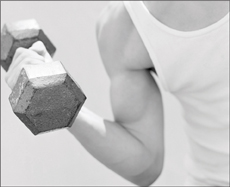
[{"xmin": 5, "ymin": 41, "xmax": 53, "ymax": 90}]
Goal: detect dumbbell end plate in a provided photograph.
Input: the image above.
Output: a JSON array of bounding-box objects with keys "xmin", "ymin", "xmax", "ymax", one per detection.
[{"xmin": 9, "ymin": 61, "xmax": 86, "ymax": 135}]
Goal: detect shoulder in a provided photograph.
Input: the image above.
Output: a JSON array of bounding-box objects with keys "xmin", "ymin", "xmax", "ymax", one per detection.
[
  {"xmin": 95, "ymin": 2, "xmax": 154, "ymax": 76},
  {"xmin": 96, "ymin": 2, "xmax": 131, "ymax": 40}
]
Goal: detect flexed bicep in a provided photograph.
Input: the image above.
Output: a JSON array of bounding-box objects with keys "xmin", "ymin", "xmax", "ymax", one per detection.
[{"xmin": 96, "ymin": 1, "xmax": 165, "ymax": 184}]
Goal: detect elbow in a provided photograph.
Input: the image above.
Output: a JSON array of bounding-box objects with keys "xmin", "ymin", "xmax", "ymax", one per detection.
[
  {"xmin": 130, "ymin": 149, "xmax": 164, "ymax": 186},
  {"xmin": 128, "ymin": 150, "xmax": 164, "ymax": 186},
  {"xmin": 130, "ymin": 151, "xmax": 164, "ymax": 186},
  {"xmin": 115, "ymin": 144, "xmax": 164, "ymax": 186},
  {"xmin": 130, "ymin": 164, "xmax": 163, "ymax": 187},
  {"xmin": 141, "ymin": 168, "xmax": 163, "ymax": 187}
]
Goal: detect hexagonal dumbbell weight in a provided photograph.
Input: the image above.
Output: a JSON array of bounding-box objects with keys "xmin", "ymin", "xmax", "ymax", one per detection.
[
  {"xmin": 1, "ymin": 19, "xmax": 56, "ymax": 71},
  {"xmin": 1, "ymin": 19, "xmax": 86, "ymax": 135}
]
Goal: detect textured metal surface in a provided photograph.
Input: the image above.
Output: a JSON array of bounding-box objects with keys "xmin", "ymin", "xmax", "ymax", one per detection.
[
  {"xmin": 9, "ymin": 68, "xmax": 86, "ymax": 135},
  {"xmin": 3, "ymin": 19, "xmax": 85, "ymax": 135},
  {"xmin": 2, "ymin": 37, "xmax": 39, "ymax": 71},
  {"xmin": 1, "ymin": 20, "xmax": 56, "ymax": 71},
  {"xmin": 37, "ymin": 30, "xmax": 56, "ymax": 57}
]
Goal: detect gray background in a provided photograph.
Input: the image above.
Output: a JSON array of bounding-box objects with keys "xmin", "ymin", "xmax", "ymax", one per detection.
[{"xmin": 1, "ymin": 1, "xmax": 188, "ymax": 186}]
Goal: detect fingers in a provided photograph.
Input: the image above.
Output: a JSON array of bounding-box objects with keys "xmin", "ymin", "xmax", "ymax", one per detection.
[
  {"xmin": 5, "ymin": 41, "xmax": 53, "ymax": 90},
  {"xmin": 5, "ymin": 58, "xmax": 44, "ymax": 90},
  {"xmin": 29, "ymin": 41, "xmax": 53, "ymax": 63},
  {"xmin": 9, "ymin": 47, "xmax": 45, "ymax": 72}
]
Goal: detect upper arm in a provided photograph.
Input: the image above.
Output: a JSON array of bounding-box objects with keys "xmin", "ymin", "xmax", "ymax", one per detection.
[{"xmin": 96, "ymin": 2, "xmax": 164, "ymax": 184}]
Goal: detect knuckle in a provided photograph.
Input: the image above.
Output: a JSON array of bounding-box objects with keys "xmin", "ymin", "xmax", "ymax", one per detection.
[
  {"xmin": 15, "ymin": 48, "xmax": 30, "ymax": 59},
  {"xmin": 35, "ymin": 40, "xmax": 46, "ymax": 49},
  {"xmin": 36, "ymin": 40, "xmax": 43, "ymax": 45},
  {"xmin": 15, "ymin": 47, "xmax": 25, "ymax": 54}
]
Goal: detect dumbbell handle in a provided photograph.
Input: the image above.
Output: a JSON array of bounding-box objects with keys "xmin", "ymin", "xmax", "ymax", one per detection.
[
  {"xmin": 1, "ymin": 19, "xmax": 56, "ymax": 72},
  {"xmin": 1, "ymin": 19, "xmax": 86, "ymax": 135}
]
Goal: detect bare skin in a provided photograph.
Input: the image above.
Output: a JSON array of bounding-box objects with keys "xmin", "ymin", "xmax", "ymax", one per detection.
[
  {"xmin": 5, "ymin": 1, "xmax": 229, "ymax": 186},
  {"xmin": 144, "ymin": 1, "xmax": 229, "ymax": 31},
  {"xmin": 70, "ymin": 2, "xmax": 164, "ymax": 185}
]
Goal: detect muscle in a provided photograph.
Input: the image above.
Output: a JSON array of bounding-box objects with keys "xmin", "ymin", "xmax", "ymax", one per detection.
[
  {"xmin": 96, "ymin": 1, "xmax": 164, "ymax": 167},
  {"xmin": 110, "ymin": 69, "xmax": 164, "ymax": 161},
  {"xmin": 111, "ymin": 70, "xmax": 162, "ymax": 125},
  {"xmin": 96, "ymin": 1, "xmax": 153, "ymax": 75},
  {"xmin": 68, "ymin": 2, "xmax": 165, "ymax": 185}
]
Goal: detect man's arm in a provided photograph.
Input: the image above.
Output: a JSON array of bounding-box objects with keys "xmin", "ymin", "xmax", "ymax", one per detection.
[
  {"xmin": 4, "ymin": 2, "xmax": 164, "ymax": 185},
  {"xmin": 69, "ymin": 68, "xmax": 164, "ymax": 185},
  {"xmin": 4, "ymin": 41, "xmax": 164, "ymax": 186},
  {"xmin": 68, "ymin": 2, "xmax": 164, "ymax": 186}
]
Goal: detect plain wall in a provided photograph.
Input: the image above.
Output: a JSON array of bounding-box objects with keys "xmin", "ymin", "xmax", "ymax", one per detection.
[{"xmin": 1, "ymin": 1, "xmax": 188, "ymax": 186}]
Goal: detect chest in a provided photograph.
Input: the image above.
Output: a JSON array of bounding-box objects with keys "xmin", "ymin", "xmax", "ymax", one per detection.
[{"xmin": 143, "ymin": 1, "xmax": 229, "ymax": 32}]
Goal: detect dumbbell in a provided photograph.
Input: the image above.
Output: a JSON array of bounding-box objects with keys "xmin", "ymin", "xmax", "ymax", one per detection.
[{"xmin": 1, "ymin": 19, "xmax": 87, "ymax": 135}]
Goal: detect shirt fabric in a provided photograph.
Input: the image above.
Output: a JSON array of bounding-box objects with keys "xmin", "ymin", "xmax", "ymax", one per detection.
[{"xmin": 123, "ymin": 1, "xmax": 229, "ymax": 186}]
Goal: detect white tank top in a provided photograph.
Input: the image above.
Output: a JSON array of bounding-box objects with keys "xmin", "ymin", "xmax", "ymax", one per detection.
[{"xmin": 124, "ymin": 1, "xmax": 229, "ymax": 186}]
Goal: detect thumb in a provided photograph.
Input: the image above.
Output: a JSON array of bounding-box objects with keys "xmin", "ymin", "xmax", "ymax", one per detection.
[{"xmin": 29, "ymin": 41, "xmax": 53, "ymax": 63}]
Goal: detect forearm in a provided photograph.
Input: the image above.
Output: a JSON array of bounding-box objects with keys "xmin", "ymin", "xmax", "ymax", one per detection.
[{"xmin": 67, "ymin": 106, "xmax": 155, "ymax": 182}]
